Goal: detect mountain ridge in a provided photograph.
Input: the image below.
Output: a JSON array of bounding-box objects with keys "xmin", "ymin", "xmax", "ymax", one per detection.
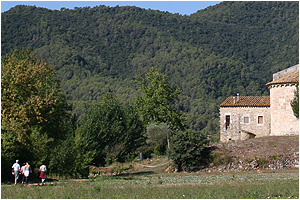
[{"xmin": 1, "ymin": 1, "xmax": 298, "ymax": 134}]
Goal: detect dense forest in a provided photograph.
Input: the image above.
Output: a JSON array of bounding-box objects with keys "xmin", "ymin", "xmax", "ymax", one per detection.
[{"xmin": 2, "ymin": 1, "xmax": 299, "ymax": 136}]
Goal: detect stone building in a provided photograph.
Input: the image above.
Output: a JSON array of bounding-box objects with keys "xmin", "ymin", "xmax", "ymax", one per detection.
[
  {"xmin": 220, "ymin": 95, "xmax": 271, "ymax": 142},
  {"xmin": 266, "ymin": 65, "xmax": 299, "ymax": 136},
  {"xmin": 220, "ymin": 65, "xmax": 299, "ymax": 142}
]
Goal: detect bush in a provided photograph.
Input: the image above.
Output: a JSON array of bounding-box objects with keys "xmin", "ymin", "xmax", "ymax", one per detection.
[
  {"xmin": 270, "ymin": 154, "xmax": 281, "ymax": 160},
  {"xmin": 209, "ymin": 151, "xmax": 232, "ymax": 166},
  {"xmin": 168, "ymin": 130, "xmax": 209, "ymax": 172}
]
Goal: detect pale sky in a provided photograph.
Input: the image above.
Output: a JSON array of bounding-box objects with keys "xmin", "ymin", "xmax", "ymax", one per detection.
[{"xmin": 1, "ymin": 1, "xmax": 222, "ymax": 15}]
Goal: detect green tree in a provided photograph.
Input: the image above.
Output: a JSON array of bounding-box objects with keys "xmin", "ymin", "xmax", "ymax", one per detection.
[
  {"xmin": 291, "ymin": 83, "xmax": 299, "ymax": 119},
  {"xmin": 1, "ymin": 49, "xmax": 71, "ymax": 181},
  {"xmin": 48, "ymin": 132, "xmax": 77, "ymax": 177},
  {"xmin": 135, "ymin": 68, "xmax": 187, "ymax": 131},
  {"xmin": 1, "ymin": 49, "xmax": 70, "ymax": 139},
  {"xmin": 74, "ymin": 94, "xmax": 144, "ymax": 177},
  {"xmin": 73, "ymin": 127, "xmax": 97, "ymax": 178},
  {"xmin": 168, "ymin": 130, "xmax": 208, "ymax": 172},
  {"xmin": 145, "ymin": 123, "xmax": 170, "ymax": 155},
  {"xmin": 48, "ymin": 114, "xmax": 77, "ymax": 177}
]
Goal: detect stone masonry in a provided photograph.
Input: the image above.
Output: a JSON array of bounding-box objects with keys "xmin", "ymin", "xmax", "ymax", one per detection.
[
  {"xmin": 220, "ymin": 102, "xmax": 270, "ymax": 143},
  {"xmin": 269, "ymin": 86, "xmax": 299, "ymax": 135}
]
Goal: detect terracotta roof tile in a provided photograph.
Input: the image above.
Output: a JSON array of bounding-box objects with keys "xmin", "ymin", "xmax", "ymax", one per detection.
[
  {"xmin": 266, "ymin": 71, "xmax": 299, "ymax": 86},
  {"xmin": 220, "ymin": 96, "xmax": 270, "ymax": 107}
]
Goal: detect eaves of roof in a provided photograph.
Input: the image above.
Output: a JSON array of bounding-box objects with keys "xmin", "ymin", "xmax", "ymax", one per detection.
[
  {"xmin": 220, "ymin": 96, "xmax": 270, "ymax": 107},
  {"xmin": 266, "ymin": 71, "xmax": 299, "ymax": 87}
]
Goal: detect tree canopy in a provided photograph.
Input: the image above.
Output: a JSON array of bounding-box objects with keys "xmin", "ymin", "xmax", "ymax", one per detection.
[
  {"xmin": 135, "ymin": 68, "xmax": 186, "ymax": 131},
  {"xmin": 74, "ymin": 94, "xmax": 144, "ymax": 176},
  {"xmin": 1, "ymin": 49, "xmax": 72, "ymax": 180}
]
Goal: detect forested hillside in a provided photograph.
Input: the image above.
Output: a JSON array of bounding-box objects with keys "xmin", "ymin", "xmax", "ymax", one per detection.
[{"xmin": 2, "ymin": 1, "xmax": 299, "ymax": 135}]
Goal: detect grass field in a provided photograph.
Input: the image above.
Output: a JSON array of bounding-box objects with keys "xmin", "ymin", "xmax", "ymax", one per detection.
[{"xmin": 2, "ymin": 169, "xmax": 299, "ymax": 199}]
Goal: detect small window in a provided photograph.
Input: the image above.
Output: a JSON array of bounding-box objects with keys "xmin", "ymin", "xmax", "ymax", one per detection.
[
  {"xmin": 225, "ymin": 115, "xmax": 230, "ymax": 129},
  {"xmin": 258, "ymin": 116, "xmax": 263, "ymax": 124},
  {"xmin": 244, "ymin": 116, "xmax": 250, "ymax": 124}
]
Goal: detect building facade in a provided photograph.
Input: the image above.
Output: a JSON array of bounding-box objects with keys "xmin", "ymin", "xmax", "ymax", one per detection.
[
  {"xmin": 220, "ymin": 65, "xmax": 299, "ymax": 143},
  {"xmin": 220, "ymin": 96, "xmax": 271, "ymax": 142}
]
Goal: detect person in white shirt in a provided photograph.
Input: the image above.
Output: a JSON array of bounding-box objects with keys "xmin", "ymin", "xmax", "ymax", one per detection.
[
  {"xmin": 39, "ymin": 164, "xmax": 47, "ymax": 185},
  {"xmin": 24, "ymin": 162, "xmax": 32, "ymax": 185},
  {"xmin": 12, "ymin": 160, "xmax": 20, "ymax": 185},
  {"xmin": 20, "ymin": 163, "xmax": 26, "ymax": 184}
]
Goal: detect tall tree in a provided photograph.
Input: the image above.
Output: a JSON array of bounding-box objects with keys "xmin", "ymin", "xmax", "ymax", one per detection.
[
  {"xmin": 1, "ymin": 49, "xmax": 70, "ymax": 139},
  {"xmin": 1, "ymin": 49, "xmax": 71, "ymax": 180},
  {"xmin": 74, "ymin": 94, "xmax": 144, "ymax": 177},
  {"xmin": 135, "ymin": 68, "xmax": 187, "ymax": 131}
]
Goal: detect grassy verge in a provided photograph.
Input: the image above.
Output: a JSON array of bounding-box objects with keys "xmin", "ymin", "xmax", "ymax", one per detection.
[{"xmin": 1, "ymin": 170, "xmax": 298, "ymax": 199}]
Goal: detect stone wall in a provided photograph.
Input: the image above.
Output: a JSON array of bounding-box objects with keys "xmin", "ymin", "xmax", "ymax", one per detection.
[
  {"xmin": 270, "ymin": 84, "xmax": 299, "ymax": 135},
  {"xmin": 220, "ymin": 107, "xmax": 270, "ymax": 142}
]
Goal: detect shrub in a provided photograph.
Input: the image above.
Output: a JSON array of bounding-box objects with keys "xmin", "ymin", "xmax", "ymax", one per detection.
[
  {"xmin": 209, "ymin": 151, "xmax": 232, "ymax": 166},
  {"xmin": 291, "ymin": 83, "xmax": 299, "ymax": 119},
  {"xmin": 270, "ymin": 154, "xmax": 281, "ymax": 160},
  {"xmin": 248, "ymin": 157, "xmax": 265, "ymax": 166},
  {"xmin": 168, "ymin": 129, "xmax": 209, "ymax": 172}
]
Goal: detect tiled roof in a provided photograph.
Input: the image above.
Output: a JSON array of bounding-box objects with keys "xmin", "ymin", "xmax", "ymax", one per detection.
[
  {"xmin": 266, "ymin": 71, "xmax": 299, "ymax": 87},
  {"xmin": 220, "ymin": 96, "xmax": 270, "ymax": 107}
]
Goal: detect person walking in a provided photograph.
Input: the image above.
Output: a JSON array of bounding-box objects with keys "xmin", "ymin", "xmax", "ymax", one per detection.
[
  {"xmin": 39, "ymin": 164, "xmax": 47, "ymax": 185},
  {"xmin": 23, "ymin": 162, "xmax": 32, "ymax": 185},
  {"xmin": 20, "ymin": 163, "xmax": 26, "ymax": 184},
  {"xmin": 12, "ymin": 160, "xmax": 20, "ymax": 185}
]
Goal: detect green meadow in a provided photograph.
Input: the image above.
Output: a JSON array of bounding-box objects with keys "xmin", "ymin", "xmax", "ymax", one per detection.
[{"xmin": 2, "ymin": 169, "xmax": 298, "ymax": 199}]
